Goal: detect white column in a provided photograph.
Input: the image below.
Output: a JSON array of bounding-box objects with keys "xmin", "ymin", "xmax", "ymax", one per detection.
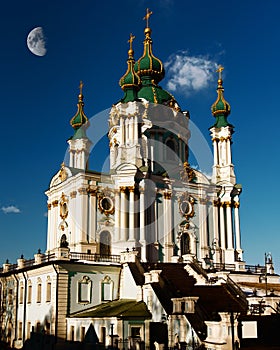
[
  {"xmin": 125, "ymin": 119, "xmax": 129, "ymax": 145},
  {"xmin": 226, "ymin": 202, "xmax": 233, "ymax": 249},
  {"xmin": 114, "ymin": 190, "xmax": 120, "ymax": 241},
  {"xmin": 227, "ymin": 137, "xmax": 232, "ymax": 164},
  {"xmin": 139, "ymin": 188, "xmax": 146, "ymax": 261},
  {"xmin": 89, "ymin": 190, "xmax": 97, "ymax": 243},
  {"xmin": 69, "ymin": 151, "xmax": 74, "ymax": 167},
  {"xmin": 129, "ymin": 187, "xmax": 135, "ymax": 241},
  {"xmin": 134, "ymin": 116, "xmax": 138, "ymax": 144},
  {"xmin": 120, "ymin": 118, "xmax": 124, "ymax": 145},
  {"xmin": 139, "ymin": 189, "xmax": 145, "ymax": 241},
  {"xmin": 219, "ymin": 204, "xmax": 226, "ymax": 250},
  {"xmin": 213, "ymin": 139, "xmax": 218, "ymax": 165},
  {"xmin": 234, "ymin": 202, "xmax": 241, "ymax": 251},
  {"xmin": 120, "ymin": 188, "xmax": 127, "ymax": 241},
  {"xmin": 163, "ymin": 191, "xmax": 173, "ymax": 262}
]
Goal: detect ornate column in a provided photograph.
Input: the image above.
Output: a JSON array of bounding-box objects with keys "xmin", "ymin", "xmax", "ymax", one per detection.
[
  {"xmin": 128, "ymin": 187, "xmax": 135, "ymax": 241},
  {"xmin": 226, "ymin": 137, "xmax": 232, "ymax": 164},
  {"xmin": 163, "ymin": 190, "xmax": 173, "ymax": 262}
]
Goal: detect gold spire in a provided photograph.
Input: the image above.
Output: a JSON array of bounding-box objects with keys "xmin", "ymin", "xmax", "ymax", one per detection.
[{"xmin": 127, "ymin": 33, "xmax": 135, "ymax": 58}]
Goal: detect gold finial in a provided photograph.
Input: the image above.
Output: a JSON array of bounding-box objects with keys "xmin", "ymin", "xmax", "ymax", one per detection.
[
  {"xmin": 216, "ymin": 65, "xmax": 224, "ymax": 82},
  {"xmin": 128, "ymin": 33, "xmax": 135, "ymax": 58},
  {"xmin": 143, "ymin": 8, "xmax": 153, "ymax": 28}
]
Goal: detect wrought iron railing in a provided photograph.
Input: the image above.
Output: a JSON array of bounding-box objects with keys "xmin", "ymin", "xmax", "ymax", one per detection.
[{"xmin": 0, "ymin": 251, "xmax": 120, "ymax": 273}]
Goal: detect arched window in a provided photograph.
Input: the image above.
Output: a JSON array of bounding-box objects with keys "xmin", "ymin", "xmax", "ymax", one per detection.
[
  {"xmin": 37, "ymin": 278, "xmax": 42, "ymax": 303},
  {"xmin": 99, "ymin": 231, "xmax": 111, "ymax": 256},
  {"xmin": 27, "ymin": 281, "xmax": 32, "ymax": 304}
]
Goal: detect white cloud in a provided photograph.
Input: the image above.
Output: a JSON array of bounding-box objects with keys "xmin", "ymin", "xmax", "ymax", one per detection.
[
  {"xmin": 1, "ymin": 205, "xmax": 21, "ymax": 214},
  {"xmin": 165, "ymin": 51, "xmax": 218, "ymax": 95}
]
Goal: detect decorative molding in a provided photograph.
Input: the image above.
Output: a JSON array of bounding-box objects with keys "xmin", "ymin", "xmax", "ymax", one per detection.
[
  {"xmin": 52, "ymin": 200, "xmax": 58, "ymax": 207},
  {"xmin": 47, "ymin": 203, "xmax": 51, "ymax": 210}
]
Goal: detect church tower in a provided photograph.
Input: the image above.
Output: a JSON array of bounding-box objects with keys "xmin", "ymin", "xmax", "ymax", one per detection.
[{"xmin": 210, "ymin": 67, "xmax": 243, "ymax": 264}]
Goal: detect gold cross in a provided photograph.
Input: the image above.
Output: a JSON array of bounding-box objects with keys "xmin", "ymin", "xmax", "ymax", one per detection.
[
  {"xmin": 79, "ymin": 81, "xmax": 84, "ymax": 95},
  {"xmin": 216, "ymin": 65, "xmax": 224, "ymax": 80},
  {"xmin": 143, "ymin": 8, "xmax": 153, "ymax": 27},
  {"xmin": 128, "ymin": 33, "xmax": 135, "ymax": 51}
]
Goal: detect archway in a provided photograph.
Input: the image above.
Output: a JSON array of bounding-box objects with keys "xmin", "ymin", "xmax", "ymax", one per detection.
[{"xmin": 181, "ymin": 232, "xmax": 190, "ymax": 255}]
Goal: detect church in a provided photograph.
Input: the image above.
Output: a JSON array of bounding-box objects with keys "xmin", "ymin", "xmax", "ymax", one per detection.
[{"xmin": 1, "ymin": 10, "xmax": 280, "ymax": 350}]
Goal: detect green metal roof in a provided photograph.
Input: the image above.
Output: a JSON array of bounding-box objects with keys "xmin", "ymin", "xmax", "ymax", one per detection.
[{"xmin": 70, "ymin": 299, "xmax": 152, "ymax": 319}]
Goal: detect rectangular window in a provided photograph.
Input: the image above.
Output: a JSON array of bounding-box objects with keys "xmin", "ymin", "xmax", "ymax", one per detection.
[
  {"xmin": 8, "ymin": 289, "xmax": 13, "ymax": 305},
  {"xmin": 70, "ymin": 326, "xmax": 75, "ymax": 341},
  {"xmin": 19, "ymin": 285, "xmax": 24, "ymax": 304},
  {"xmin": 46, "ymin": 282, "xmax": 51, "ymax": 302},
  {"xmin": 45, "ymin": 321, "xmax": 51, "ymax": 335},
  {"xmin": 27, "ymin": 322, "xmax": 31, "ymax": 339},
  {"xmin": 27, "ymin": 285, "xmax": 32, "ymax": 304},
  {"xmin": 81, "ymin": 326, "xmax": 85, "ymax": 341},
  {"xmin": 18, "ymin": 322, "xmax": 23, "ymax": 340},
  {"xmin": 36, "ymin": 322, "xmax": 41, "ymax": 333},
  {"xmin": 78, "ymin": 277, "xmax": 92, "ymax": 304},
  {"xmin": 102, "ymin": 282, "xmax": 112, "ymax": 301},
  {"xmin": 37, "ymin": 283, "xmax": 42, "ymax": 303},
  {"xmin": 101, "ymin": 327, "xmax": 106, "ymax": 344},
  {"xmin": 131, "ymin": 327, "xmax": 141, "ymax": 338}
]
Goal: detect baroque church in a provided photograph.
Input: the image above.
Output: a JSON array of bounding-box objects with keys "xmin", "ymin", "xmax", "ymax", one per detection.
[{"xmin": 1, "ymin": 10, "xmax": 280, "ymax": 350}]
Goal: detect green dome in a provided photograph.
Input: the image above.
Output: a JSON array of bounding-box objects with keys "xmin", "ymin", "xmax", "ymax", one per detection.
[
  {"xmin": 119, "ymin": 37, "xmax": 141, "ymax": 103},
  {"xmin": 134, "ymin": 27, "xmax": 164, "ymax": 84},
  {"xmin": 211, "ymin": 72, "xmax": 232, "ymax": 128},
  {"xmin": 70, "ymin": 82, "xmax": 89, "ymax": 138}
]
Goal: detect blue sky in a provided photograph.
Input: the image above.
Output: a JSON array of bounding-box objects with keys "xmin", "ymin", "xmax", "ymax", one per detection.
[{"xmin": 0, "ymin": 0, "xmax": 280, "ymax": 271}]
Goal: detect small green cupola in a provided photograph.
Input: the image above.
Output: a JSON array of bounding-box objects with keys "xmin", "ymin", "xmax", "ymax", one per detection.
[
  {"xmin": 211, "ymin": 66, "xmax": 232, "ymax": 128},
  {"xmin": 70, "ymin": 81, "xmax": 89, "ymax": 139},
  {"xmin": 119, "ymin": 33, "xmax": 141, "ymax": 103}
]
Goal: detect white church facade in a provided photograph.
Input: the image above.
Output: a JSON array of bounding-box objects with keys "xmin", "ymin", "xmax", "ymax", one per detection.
[{"xmin": 1, "ymin": 10, "xmax": 280, "ymax": 350}]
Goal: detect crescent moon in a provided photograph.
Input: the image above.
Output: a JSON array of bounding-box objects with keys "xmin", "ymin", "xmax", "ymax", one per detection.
[{"xmin": 27, "ymin": 27, "xmax": 47, "ymax": 57}]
